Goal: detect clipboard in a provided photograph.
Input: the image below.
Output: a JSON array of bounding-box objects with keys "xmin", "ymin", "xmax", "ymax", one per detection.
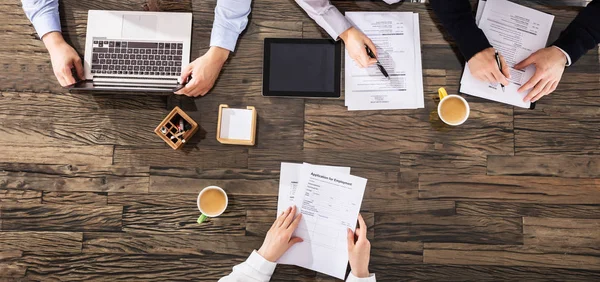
[{"xmin": 216, "ymin": 104, "xmax": 257, "ymax": 146}]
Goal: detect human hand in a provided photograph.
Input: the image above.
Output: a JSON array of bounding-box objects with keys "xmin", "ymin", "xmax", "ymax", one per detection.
[
  {"xmin": 257, "ymin": 205, "xmax": 303, "ymax": 262},
  {"xmin": 339, "ymin": 27, "xmax": 377, "ymax": 68},
  {"xmin": 174, "ymin": 46, "xmax": 230, "ymax": 97},
  {"xmin": 468, "ymin": 47, "xmax": 510, "ymax": 86},
  {"xmin": 347, "ymin": 213, "xmax": 371, "ymax": 278},
  {"xmin": 42, "ymin": 32, "xmax": 84, "ymax": 87},
  {"xmin": 515, "ymin": 46, "xmax": 567, "ymax": 103}
]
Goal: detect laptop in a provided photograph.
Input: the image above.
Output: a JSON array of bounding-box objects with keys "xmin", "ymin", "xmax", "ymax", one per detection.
[{"xmin": 73, "ymin": 10, "xmax": 192, "ymax": 93}]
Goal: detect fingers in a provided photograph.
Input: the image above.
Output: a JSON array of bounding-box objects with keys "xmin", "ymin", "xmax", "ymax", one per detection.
[
  {"xmin": 532, "ymin": 80, "xmax": 555, "ymax": 102},
  {"xmin": 499, "ymin": 54, "xmax": 511, "ymax": 79},
  {"xmin": 518, "ymin": 73, "xmax": 542, "ymax": 93},
  {"xmin": 281, "ymin": 206, "xmax": 297, "ymax": 229},
  {"xmin": 491, "ymin": 68, "xmax": 509, "ymax": 86},
  {"xmin": 364, "ymin": 37, "xmax": 377, "ymax": 58},
  {"xmin": 179, "ymin": 64, "xmax": 193, "ymax": 82},
  {"xmin": 367, "ymin": 58, "xmax": 377, "ymax": 66},
  {"xmin": 357, "ymin": 214, "xmax": 367, "ymax": 238},
  {"xmin": 515, "ymin": 53, "xmax": 535, "ymax": 70},
  {"xmin": 271, "ymin": 210, "xmax": 285, "ymax": 229},
  {"xmin": 524, "ymin": 79, "xmax": 549, "ymax": 102},
  {"xmin": 277, "ymin": 206, "xmax": 293, "ymax": 228},
  {"xmin": 483, "ymin": 73, "xmax": 494, "ymax": 84},
  {"xmin": 54, "ymin": 71, "xmax": 67, "ymax": 87},
  {"xmin": 355, "ymin": 52, "xmax": 369, "ymax": 68},
  {"xmin": 347, "ymin": 228, "xmax": 355, "ymax": 250},
  {"xmin": 61, "ymin": 66, "xmax": 76, "ymax": 86},
  {"xmin": 288, "ymin": 212, "xmax": 302, "ymax": 232},
  {"xmin": 73, "ymin": 57, "xmax": 84, "ymax": 81}
]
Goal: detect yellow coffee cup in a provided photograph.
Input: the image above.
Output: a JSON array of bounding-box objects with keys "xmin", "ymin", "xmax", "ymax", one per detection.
[{"xmin": 437, "ymin": 87, "xmax": 470, "ymax": 126}]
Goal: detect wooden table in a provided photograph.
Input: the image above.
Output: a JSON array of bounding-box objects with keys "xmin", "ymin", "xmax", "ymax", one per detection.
[{"xmin": 0, "ymin": 0, "xmax": 599, "ymax": 281}]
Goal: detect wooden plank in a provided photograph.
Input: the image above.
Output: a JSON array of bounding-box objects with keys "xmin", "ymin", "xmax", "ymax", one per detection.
[
  {"xmin": 487, "ymin": 155, "xmax": 600, "ymax": 177},
  {"xmin": 515, "ymin": 105, "xmax": 600, "ymax": 156},
  {"xmin": 113, "ymin": 147, "xmax": 248, "ymax": 168},
  {"xmin": 0, "ymin": 145, "xmax": 113, "ymax": 166},
  {"xmin": 248, "ymin": 149, "xmax": 400, "ymax": 171},
  {"xmin": 303, "ymin": 100, "xmax": 513, "ymax": 156},
  {"xmin": 0, "ymin": 204, "xmax": 122, "ymax": 232},
  {"xmin": 0, "ymin": 232, "xmax": 82, "ymax": 253},
  {"xmin": 0, "ymin": 264, "xmax": 26, "ymax": 278},
  {"xmin": 0, "ymin": 92, "xmax": 167, "ymax": 146},
  {"xmin": 83, "ymin": 232, "xmax": 262, "ymax": 255},
  {"xmin": 0, "ymin": 164, "xmax": 149, "ymax": 193},
  {"xmin": 523, "ymin": 217, "xmax": 600, "ymax": 248},
  {"xmin": 0, "ymin": 189, "xmax": 41, "ymax": 204},
  {"xmin": 423, "ymin": 243, "xmax": 600, "ymax": 271},
  {"xmin": 149, "ymin": 167, "xmax": 279, "ymax": 195},
  {"xmin": 43, "ymin": 192, "xmax": 108, "ymax": 205},
  {"xmin": 419, "ymin": 174, "xmax": 600, "ymax": 204},
  {"xmin": 109, "ymin": 193, "xmax": 278, "ymax": 210},
  {"xmin": 370, "ymin": 264, "xmax": 600, "ymax": 281},
  {"xmin": 401, "ymin": 152, "xmax": 487, "ymax": 175},
  {"xmin": 371, "ymin": 241, "xmax": 423, "ymax": 265},
  {"xmin": 0, "ymin": 250, "xmax": 22, "ymax": 261},
  {"xmin": 457, "ymin": 202, "xmax": 600, "ymax": 219},
  {"xmin": 375, "ymin": 214, "xmax": 523, "ymax": 244}
]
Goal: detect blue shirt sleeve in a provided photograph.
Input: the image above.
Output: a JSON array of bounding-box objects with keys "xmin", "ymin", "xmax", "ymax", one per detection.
[
  {"xmin": 210, "ymin": 0, "xmax": 252, "ymax": 52},
  {"xmin": 21, "ymin": 0, "xmax": 61, "ymax": 39}
]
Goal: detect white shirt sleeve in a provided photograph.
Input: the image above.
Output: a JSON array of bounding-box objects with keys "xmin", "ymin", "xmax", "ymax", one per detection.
[
  {"xmin": 294, "ymin": 0, "xmax": 353, "ymax": 40},
  {"xmin": 346, "ymin": 272, "xmax": 377, "ymax": 282},
  {"xmin": 552, "ymin": 45, "xmax": 573, "ymax": 67},
  {"xmin": 218, "ymin": 250, "xmax": 277, "ymax": 282}
]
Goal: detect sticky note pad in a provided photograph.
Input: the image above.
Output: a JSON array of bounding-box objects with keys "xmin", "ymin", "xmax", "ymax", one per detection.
[
  {"xmin": 217, "ymin": 105, "xmax": 257, "ymax": 146},
  {"xmin": 220, "ymin": 108, "xmax": 253, "ymax": 140}
]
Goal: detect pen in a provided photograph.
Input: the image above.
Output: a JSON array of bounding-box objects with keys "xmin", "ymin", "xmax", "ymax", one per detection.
[
  {"xmin": 365, "ymin": 46, "xmax": 389, "ymax": 79},
  {"xmin": 494, "ymin": 50, "xmax": 505, "ymax": 92}
]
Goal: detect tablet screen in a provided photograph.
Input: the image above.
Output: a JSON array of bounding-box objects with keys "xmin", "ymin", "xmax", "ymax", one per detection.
[{"xmin": 263, "ymin": 38, "xmax": 341, "ymax": 98}]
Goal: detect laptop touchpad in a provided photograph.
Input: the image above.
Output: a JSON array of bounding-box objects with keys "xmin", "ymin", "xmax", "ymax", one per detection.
[{"xmin": 121, "ymin": 15, "xmax": 157, "ymax": 39}]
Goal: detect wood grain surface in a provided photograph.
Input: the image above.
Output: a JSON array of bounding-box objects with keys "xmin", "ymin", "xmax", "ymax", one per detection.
[{"xmin": 0, "ymin": 0, "xmax": 598, "ymax": 281}]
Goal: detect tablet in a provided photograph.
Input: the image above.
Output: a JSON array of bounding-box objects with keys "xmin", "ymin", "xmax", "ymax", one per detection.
[{"xmin": 263, "ymin": 38, "xmax": 341, "ymax": 98}]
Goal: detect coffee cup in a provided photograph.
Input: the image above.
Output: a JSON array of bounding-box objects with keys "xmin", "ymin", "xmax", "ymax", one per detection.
[
  {"xmin": 437, "ymin": 87, "xmax": 470, "ymax": 126},
  {"xmin": 197, "ymin": 186, "xmax": 228, "ymax": 224}
]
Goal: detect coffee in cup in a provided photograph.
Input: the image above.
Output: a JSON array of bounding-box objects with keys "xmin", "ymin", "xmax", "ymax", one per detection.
[
  {"xmin": 437, "ymin": 87, "xmax": 470, "ymax": 126},
  {"xmin": 197, "ymin": 186, "xmax": 228, "ymax": 224}
]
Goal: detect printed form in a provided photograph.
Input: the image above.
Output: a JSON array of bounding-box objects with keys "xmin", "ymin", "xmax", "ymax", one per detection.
[
  {"xmin": 277, "ymin": 163, "xmax": 367, "ymax": 279},
  {"xmin": 460, "ymin": 0, "xmax": 554, "ymax": 108},
  {"xmin": 344, "ymin": 12, "xmax": 424, "ymax": 110}
]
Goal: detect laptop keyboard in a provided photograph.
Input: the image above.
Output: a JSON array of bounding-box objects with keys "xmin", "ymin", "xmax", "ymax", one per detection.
[{"xmin": 91, "ymin": 39, "xmax": 183, "ymax": 76}]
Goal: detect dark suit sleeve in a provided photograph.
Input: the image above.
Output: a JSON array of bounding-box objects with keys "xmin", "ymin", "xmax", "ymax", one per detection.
[
  {"xmin": 552, "ymin": 0, "xmax": 600, "ymax": 65},
  {"xmin": 430, "ymin": 0, "xmax": 492, "ymax": 61}
]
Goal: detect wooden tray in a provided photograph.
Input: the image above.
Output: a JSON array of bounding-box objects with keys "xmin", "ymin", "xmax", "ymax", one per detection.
[
  {"xmin": 216, "ymin": 104, "xmax": 257, "ymax": 146},
  {"xmin": 154, "ymin": 106, "xmax": 198, "ymax": 150}
]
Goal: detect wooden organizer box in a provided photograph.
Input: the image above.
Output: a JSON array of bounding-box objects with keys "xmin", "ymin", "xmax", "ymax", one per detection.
[
  {"xmin": 155, "ymin": 106, "xmax": 198, "ymax": 150},
  {"xmin": 216, "ymin": 104, "xmax": 257, "ymax": 146}
]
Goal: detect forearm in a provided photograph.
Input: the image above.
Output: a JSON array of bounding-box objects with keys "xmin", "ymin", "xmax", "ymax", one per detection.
[
  {"xmin": 211, "ymin": 0, "xmax": 252, "ymax": 52},
  {"xmin": 21, "ymin": 0, "xmax": 61, "ymax": 39},
  {"xmin": 218, "ymin": 250, "xmax": 276, "ymax": 282},
  {"xmin": 552, "ymin": 0, "xmax": 600, "ymax": 64},
  {"xmin": 295, "ymin": 0, "xmax": 352, "ymax": 40},
  {"xmin": 430, "ymin": 0, "xmax": 491, "ymax": 61}
]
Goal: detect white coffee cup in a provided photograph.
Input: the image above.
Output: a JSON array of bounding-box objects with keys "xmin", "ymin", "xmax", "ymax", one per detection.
[
  {"xmin": 437, "ymin": 87, "xmax": 470, "ymax": 126},
  {"xmin": 196, "ymin": 186, "xmax": 228, "ymax": 224}
]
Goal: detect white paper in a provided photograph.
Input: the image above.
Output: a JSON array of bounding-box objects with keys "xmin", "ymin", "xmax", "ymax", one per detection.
[
  {"xmin": 278, "ymin": 163, "xmax": 367, "ymax": 280},
  {"xmin": 344, "ymin": 12, "xmax": 424, "ymax": 110},
  {"xmin": 219, "ymin": 108, "xmax": 253, "ymax": 140},
  {"xmin": 277, "ymin": 162, "xmax": 351, "ymax": 214},
  {"xmin": 460, "ymin": 0, "xmax": 554, "ymax": 108},
  {"xmin": 475, "ymin": 0, "xmax": 487, "ymax": 26}
]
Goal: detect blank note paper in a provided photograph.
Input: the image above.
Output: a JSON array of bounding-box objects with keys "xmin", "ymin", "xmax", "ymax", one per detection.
[{"xmin": 219, "ymin": 108, "xmax": 253, "ymax": 140}]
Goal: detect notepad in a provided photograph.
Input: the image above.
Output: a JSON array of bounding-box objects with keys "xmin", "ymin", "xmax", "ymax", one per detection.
[
  {"xmin": 216, "ymin": 105, "xmax": 257, "ymax": 145},
  {"xmin": 220, "ymin": 108, "xmax": 253, "ymax": 140}
]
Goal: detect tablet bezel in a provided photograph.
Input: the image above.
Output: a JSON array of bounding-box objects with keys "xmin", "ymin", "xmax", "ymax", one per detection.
[{"xmin": 262, "ymin": 38, "xmax": 341, "ymax": 98}]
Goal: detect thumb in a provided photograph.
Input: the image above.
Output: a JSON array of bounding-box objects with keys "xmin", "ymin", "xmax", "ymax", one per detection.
[
  {"xmin": 347, "ymin": 228, "xmax": 355, "ymax": 250},
  {"xmin": 365, "ymin": 38, "xmax": 377, "ymax": 58},
  {"xmin": 74, "ymin": 58, "xmax": 84, "ymax": 81},
  {"xmin": 179, "ymin": 64, "xmax": 193, "ymax": 82},
  {"xmin": 515, "ymin": 53, "xmax": 535, "ymax": 70},
  {"xmin": 288, "ymin": 237, "xmax": 303, "ymax": 248}
]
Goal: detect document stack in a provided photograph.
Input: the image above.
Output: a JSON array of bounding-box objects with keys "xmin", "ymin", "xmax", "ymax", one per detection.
[
  {"xmin": 460, "ymin": 0, "xmax": 555, "ymax": 108},
  {"xmin": 344, "ymin": 12, "xmax": 424, "ymax": 110},
  {"xmin": 277, "ymin": 162, "xmax": 367, "ymax": 279}
]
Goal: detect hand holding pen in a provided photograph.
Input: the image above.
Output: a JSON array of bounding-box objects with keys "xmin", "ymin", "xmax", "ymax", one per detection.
[{"xmin": 365, "ymin": 45, "xmax": 390, "ymax": 79}]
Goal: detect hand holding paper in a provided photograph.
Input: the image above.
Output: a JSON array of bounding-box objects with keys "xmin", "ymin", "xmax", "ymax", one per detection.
[{"xmin": 257, "ymin": 205, "xmax": 304, "ymax": 262}]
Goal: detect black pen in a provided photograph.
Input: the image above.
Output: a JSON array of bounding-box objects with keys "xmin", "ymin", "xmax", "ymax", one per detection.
[
  {"xmin": 494, "ymin": 51, "xmax": 505, "ymax": 92},
  {"xmin": 365, "ymin": 46, "xmax": 389, "ymax": 79}
]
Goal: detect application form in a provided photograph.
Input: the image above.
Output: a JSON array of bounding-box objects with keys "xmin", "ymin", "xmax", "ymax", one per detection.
[
  {"xmin": 277, "ymin": 162, "xmax": 351, "ymax": 214},
  {"xmin": 460, "ymin": 0, "xmax": 554, "ymax": 108},
  {"xmin": 344, "ymin": 12, "xmax": 424, "ymax": 110},
  {"xmin": 277, "ymin": 163, "xmax": 367, "ymax": 280}
]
